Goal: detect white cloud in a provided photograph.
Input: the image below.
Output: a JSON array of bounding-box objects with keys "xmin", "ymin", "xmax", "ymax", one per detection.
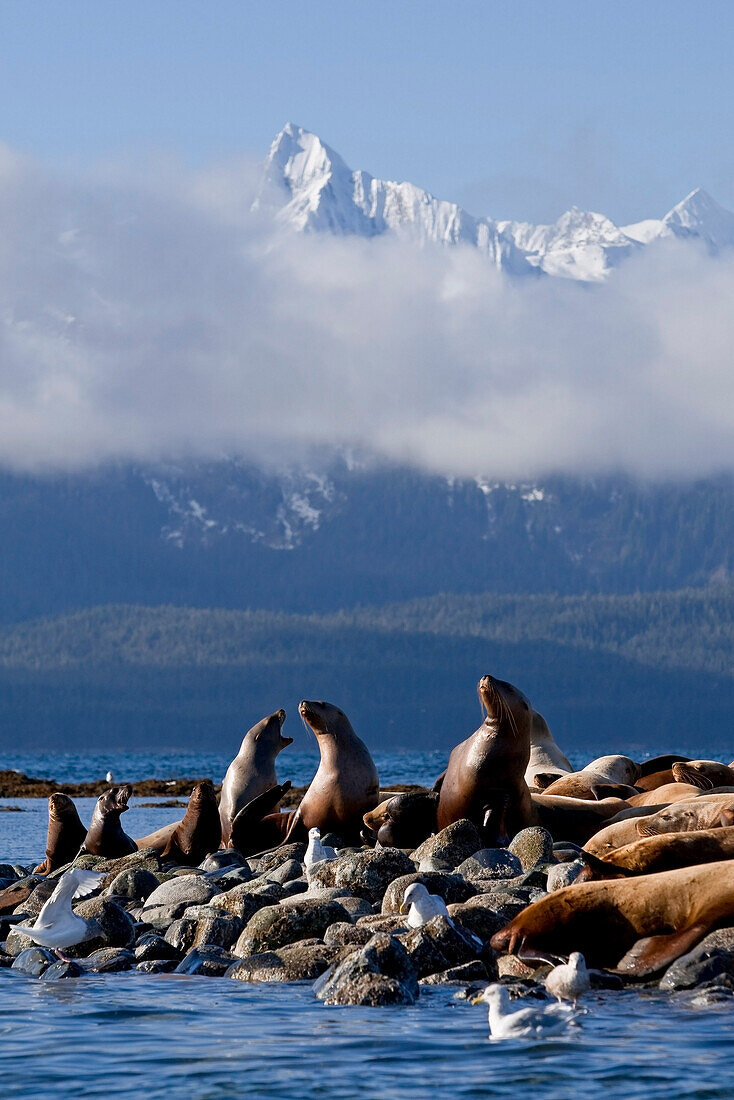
[{"xmin": 0, "ymin": 146, "xmax": 732, "ymax": 478}]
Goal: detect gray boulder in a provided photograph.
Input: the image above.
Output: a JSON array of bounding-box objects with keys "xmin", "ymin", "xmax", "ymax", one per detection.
[
  {"xmin": 308, "ymin": 848, "xmax": 416, "ymax": 905},
  {"xmin": 381, "ymin": 873, "xmax": 475, "ymax": 915},
  {"xmin": 136, "ymin": 959, "xmax": 179, "ymax": 974},
  {"xmin": 508, "ymin": 827, "xmax": 554, "ymax": 870},
  {"xmin": 141, "ymin": 875, "xmax": 218, "ymax": 922},
  {"xmin": 11, "ymin": 947, "xmax": 55, "ymax": 976},
  {"xmin": 135, "ymin": 932, "xmax": 182, "ymax": 962},
  {"xmin": 315, "ymin": 932, "xmax": 419, "ymax": 1006},
  {"xmin": 447, "ymin": 892, "xmax": 528, "ymax": 939},
  {"xmin": 411, "ymin": 820, "xmax": 483, "ymax": 869},
  {"xmin": 106, "ymin": 868, "xmax": 160, "ymax": 901},
  {"xmin": 40, "ymin": 959, "xmax": 84, "ymax": 980},
  {"xmin": 84, "ymin": 948, "xmax": 135, "ymax": 973},
  {"xmin": 175, "ymin": 945, "xmax": 237, "ymax": 976},
  {"xmin": 457, "ymin": 849, "xmax": 522, "ymax": 882},
  {"xmin": 421, "ymin": 960, "xmax": 492, "ymax": 984},
  {"xmin": 68, "ymin": 898, "xmax": 136, "ymax": 956},
  {"xmin": 661, "ymin": 947, "xmax": 734, "ymax": 991},
  {"xmin": 234, "ymin": 898, "xmax": 349, "ymax": 957}
]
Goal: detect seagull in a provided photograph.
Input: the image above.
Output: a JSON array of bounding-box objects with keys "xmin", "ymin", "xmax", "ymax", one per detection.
[
  {"xmin": 304, "ymin": 827, "xmax": 337, "ymax": 872},
  {"xmin": 472, "ymin": 983, "xmax": 580, "ymax": 1039},
  {"xmin": 545, "ymin": 952, "xmax": 591, "ymax": 1003},
  {"xmin": 105, "ymin": 771, "xmax": 115, "ymax": 784},
  {"xmin": 17, "ymin": 868, "xmax": 105, "ymax": 959},
  {"xmin": 399, "ymin": 882, "xmax": 483, "ymax": 950}
]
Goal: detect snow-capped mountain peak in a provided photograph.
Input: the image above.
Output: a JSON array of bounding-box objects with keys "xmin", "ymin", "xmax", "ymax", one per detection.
[{"xmin": 258, "ymin": 124, "xmax": 734, "ymax": 280}]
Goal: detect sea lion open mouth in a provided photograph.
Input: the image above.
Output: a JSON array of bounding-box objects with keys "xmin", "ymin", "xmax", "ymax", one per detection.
[{"xmin": 110, "ymin": 784, "xmax": 132, "ymax": 812}]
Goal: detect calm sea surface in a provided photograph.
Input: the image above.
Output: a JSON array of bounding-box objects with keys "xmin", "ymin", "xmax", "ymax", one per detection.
[{"xmin": 1, "ymin": 749, "xmax": 733, "ymax": 1099}]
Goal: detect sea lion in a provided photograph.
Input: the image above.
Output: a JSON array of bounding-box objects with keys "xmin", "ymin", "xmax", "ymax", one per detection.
[
  {"xmin": 219, "ymin": 709, "xmax": 292, "ymax": 844},
  {"xmin": 160, "ymin": 781, "xmax": 222, "ymax": 865},
  {"xmin": 524, "ymin": 710, "xmax": 573, "ymax": 790},
  {"xmin": 33, "ymin": 793, "xmax": 87, "ymax": 875},
  {"xmin": 362, "ymin": 789, "xmax": 439, "ymax": 848},
  {"xmin": 541, "ymin": 756, "xmax": 640, "ymax": 801},
  {"xmin": 530, "ymin": 794, "xmax": 630, "ymax": 846},
  {"xmin": 625, "ymin": 782, "xmax": 702, "ymax": 807},
  {"xmin": 635, "ymin": 795, "xmax": 734, "ymax": 838},
  {"xmin": 584, "ymin": 817, "xmax": 659, "ymax": 857},
  {"xmin": 597, "ymin": 826, "xmax": 734, "ymax": 877},
  {"xmin": 229, "ymin": 782, "xmax": 293, "ymax": 855},
  {"xmin": 437, "ymin": 674, "xmax": 533, "ymax": 843},
  {"xmin": 285, "ymin": 700, "xmax": 380, "ymax": 842},
  {"xmin": 672, "ymin": 760, "xmax": 734, "ymax": 790},
  {"xmin": 637, "ymin": 754, "xmax": 691, "ymax": 778},
  {"xmin": 491, "ymin": 862, "xmax": 734, "ymax": 977},
  {"xmin": 634, "ymin": 769, "xmax": 674, "ymax": 792},
  {"xmin": 82, "ymin": 785, "xmax": 136, "ymax": 858}
]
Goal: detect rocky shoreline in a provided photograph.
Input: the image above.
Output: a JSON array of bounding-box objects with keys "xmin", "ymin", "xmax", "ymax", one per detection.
[{"xmin": 1, "ymin": 819, "xmax": 731, "ymax": 1002}]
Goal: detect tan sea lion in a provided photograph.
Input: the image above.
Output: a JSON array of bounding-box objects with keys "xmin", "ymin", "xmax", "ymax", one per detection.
[
  {"xmin": 524, "ymin": 710, "xmax": 573, "ymax": 790},
  {"xmin": 82, "ymin": 785, "xmax": 136, "ymax": 857},
  {"xmin": 285, "ymin": 700, "xmax": 379, "ymax": 843},
  {"xmin": 219, "ymin": 709, "xmax": 292, "ymax": 844},
  {"xmin": 626, "ymin": 782, "xmax": 702, "ymax": 807},
  {"xmin": 634, "ymin": 769, "xmax": 675, "ymax": 791},
  {"xmin": 584, "ymin": 816, "xmax": 658, "ymax": 857},
  {"xmin": 33, "ymin": 793, "xmax": 87, "ymax": 875},
  {"xmin": 491, "ymin": 861, "xmax": 734, "ymax": 977},
  {"xmin": 437, "ymin": 674, "xmax": 533, "ymax": 843},
  {"xmin": 159, "ymin": 781, "xmax": 222, "ymax": 865},
  {"xmin": 672, "ymin": 760, "xmax": 734, "ymax": 790},
  {"xmin": 541, "ymin": 755, "xmax": 640, "ymax": 801},
  {"xmin": 597, "ymin": 826, "xmax": 734, "ymax": 877},
  {"xmin": 635, "ymin": 795, "xmax": 734, "ymax": 838}
]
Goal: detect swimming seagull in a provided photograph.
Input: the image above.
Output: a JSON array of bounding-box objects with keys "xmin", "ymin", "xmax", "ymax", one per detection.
[
  {"xmin": 399, "ymin": 882, "xmax": 483, "ymax": 950},
  {"xmin": 304, "ymin": 828, "xmax": 338, "ymax": 877},
  {"xmin": 545, "ymin": 952, "xmax": 591, "ymax": 1003},
  {"xmin": 472, "ymin": 983, "xmax": 580, "ymax": 1039},
  {"xmin": 17, "ymin": 868, "xmax": 105, "ymax": 958}
]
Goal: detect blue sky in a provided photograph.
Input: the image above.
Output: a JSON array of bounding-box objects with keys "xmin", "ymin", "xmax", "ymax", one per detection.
[{"xmin": 1, "ymin": 0, "xmax": 733, "ymax": 224}]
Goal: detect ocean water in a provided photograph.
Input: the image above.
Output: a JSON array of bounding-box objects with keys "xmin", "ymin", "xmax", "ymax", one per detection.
[{"xmin": 2, "ymin": 750, "xmax": 734, "ymax": 1099}]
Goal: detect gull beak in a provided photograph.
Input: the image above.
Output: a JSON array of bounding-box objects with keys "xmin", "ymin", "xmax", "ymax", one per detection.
[
  {"xmin": 399, "ymin": 902, "xmax": 408, "ymax": 914},
  {"xmin": 470, "ymin": 993, "xmax": 485, "ymax": 1005}
]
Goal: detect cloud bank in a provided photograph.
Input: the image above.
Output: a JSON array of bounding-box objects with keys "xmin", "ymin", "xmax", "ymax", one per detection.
[{"xmin": 0, "ymin": 145, "xmax": 733, "ymax": 479}]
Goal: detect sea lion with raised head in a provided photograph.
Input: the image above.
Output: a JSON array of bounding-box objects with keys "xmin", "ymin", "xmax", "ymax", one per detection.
[
  {"xmin": 524, "ymin": 710, "xmax": 573, "ymax": 790},
  {"xmin": 33, "ymin": 793, "xmax": 87, "ymax": 875},
  {"xmin": 362, "ymin": 789, "xmax": 439, "ymax": 848},
  {"xmin": 160, "ymin": 780, "xmax": 222, "ymax": 865},
  {"xmin": 82, "ymin": 785, "xmax": 136, "ymax": 858},
  {"xmin": 672, "ymin": 760, "xmax": 734, "ymax": 790},
  {"xmin": 491, "ymin": 862, "xmax": 734, "ymax": 977},
  {"xmin": 541, "ymin": 756, "xmax": 640, "ymax": 801},
  {"xmin": 284, "ymin": 700, "xmax": 379, "ymax": 843},
  {"xmin": 229, "ymin": 781, "xmax": 293, "ymax": 855},
  {"xmin": 219, "ymin": 709, "xmax": 292, "ymax": 844},
  {"xmin": 437, "ymin": 674, "xmax": 534, "ymax": 843}
]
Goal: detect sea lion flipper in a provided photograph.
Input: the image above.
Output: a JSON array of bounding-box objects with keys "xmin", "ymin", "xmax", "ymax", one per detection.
[
  {"xmin": 614, "ymin": 922, "xmax": 709, "ymax": 978},
  {"xmin": 532, "ymin": 773, "xmax": 561, "ymax": 791}
]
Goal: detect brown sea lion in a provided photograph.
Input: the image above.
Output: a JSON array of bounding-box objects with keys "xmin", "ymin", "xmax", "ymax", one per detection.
[
  {"xmin": 33, "ymin": 793, "xmax": 87, "ymax": 875},
  {"xmin": 524, "ymin": 710, "xmax": 573, "ymax": 790},
  {"xmin": 597, "ymin": 826, "xmax": 734, "ymax": 877},
  {"xmin": 362, "ymin": 789, "xmax": 439, "ymax": 848},
  {"xmin": 530, "ymin": 794, "xmax": 630, "ymax": 846},
  {"xmin": 490, "ymin": 862, "xmax": 734, "ymax": 977},
  {"xmin": 284, "ymin": 700, "xmax": 379, "ymax": 843},
  {"xmin": 82, "ymin": 785, "xmax": 136, "ymax": 857},
  {"xmin": 219, "ymin": 709, "xmax": 292, "ymax": 844},
  {"xmin": 541, "ymin": 756, "xmax": 640, "ymax": 801},
  {"xmin": 437, "ymin": 674, "xmax": 533, "ymax": 843},
  {"xmin": 672, "ymin": 760, "xmax": 734, "ymax": 790},
  {"xmin": 159, "ymin": 781, "xmax": 222, "ymax": 865},
  {"xmin": 635, "ymin": 795, "xmax": 734, "ymax": 838},
  {"xmin": 229, "ymin": 781, "xmax": 293, "ymax": 855},
  {"xmin": 626, "ymin": 782, "xmax": 702, "ymax": 807},
  {"xmin": 634, "ymin": 769, "xmax": 675, "ymax": 791}
]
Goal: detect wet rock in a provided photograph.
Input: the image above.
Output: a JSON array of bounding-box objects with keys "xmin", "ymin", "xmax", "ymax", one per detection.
[
  {"xmin": 400, "ymin": 915, "xmax": 479, "ymax": 974},
  {"xmin": 589, "ymin": 969, "xmax": 624, "ymax": 991},
  {"xmin": 497, "ymin": 956, "xmax": 538, "ymax": 979},
  {"xmin": 11, "ymin": 947, "xmax": 56, "ymax": 975},
  {"xmin": 308, "ymin": 848, "xmax": 416, "ymax": 905},
  {"xmin": 191, "ymin": 912, "xmax": 244, "ymax": 950},
  {"xmin": 324, "ymin": 922, "xmax": 374, "ymax": 949},
  {"xmin": 0, "ymin": 864, "xmax": 20, "ymax": 880},
  {"xmin": 174, "ymin": 945, "xmax": 236, "ymax": 976},
  {"xmin": 421, "ymin": 960, "xmax": 492, "ymax": 984},
  {"xmin": 546, "ymin": 861, "xmax": 585, "ymax": 891},
  {"xmin": 234, "ymin": 898, "xmax": 349, "ymax": 957},
  {"xmin": 85, "ymin": 948, "xmax": 135, "ymax": 973},
  {"xmin": 457, "ymin": 849, "xmax": 522, "ymax": 882},
  {"xmin": 227, "ymin": 951, "xmax": 287, "ymax": 981},
  {"xmin": 135, "ymin": 932, "xmax": 182, "ymax": 962},
  {"xmin": 257, "ymin": 844, "xmax": 307, "ymax": 876},
  {"xmin": 396, "ymin": 926, "xmax": 450, "ymax": 978},
  {"xmin": 661, "ymin": 948, "xmax": 734, "ymax": 991},
  {"xmin": 68, "ymin": 898, "xmax": 136, "ymax": 956},
  {"xmin": 136, "ymin": 959, "xmax": 178, "ymax": 974},
  {"xmin": 204, "ymin": 867, "xmax": 254, "ymax": 890},
  {"xmin": 411, "ymin": 820, "xmax": 483, "ymax": 869},
  {"xmin": 381, "ymin": 873, "xmax": 475, "ymax": 915},
  {"xmin": 274, "ymin": 942, "xmax": 339, "ymax": 980},
  {"xmin": 315, "ymin": 932, "xmax": 419, "ymax": 1006},
  {"xmin": 40, "ymin": 959, "xmax": 84, "ymax": 980},
  {"xmin": 688, "ymin": 974, "xmax": 734, "ymax": 1006},
  {"xmin": 215, "ymin": 883, "xmax": 279, "ymax": 923},
  {"xmin": 140, "ymin": 875, "xmax": 218, "ymax": 922},
  {"xmin": 693, "ymin": 927, "xmax": 734, "ymax": 954},
  {"xmin": 200, "ymin": 851, "xmax": 245, "ymax": 872},
  {"xmin": 0, "ymin": 950, "xmax": 14, "ymax": 968},
  {"xmin": 106, "ymin": 868, "xmax": 160, "ymax": 901},
  {"xmin": 266, "ymin": 859, "xmax": 304, "ymax": 885},
  {"xmin": 508, "ymin": 827, "xmax": 554, "ymax": 870}
]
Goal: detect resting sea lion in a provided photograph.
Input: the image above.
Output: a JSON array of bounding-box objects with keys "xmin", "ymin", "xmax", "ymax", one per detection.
[
  {"xmin": 82, "ymin": 785, "xmax": 136, "ymax": 857},
  {"xmin": 33, "ymin": 793, "xmax": 87, "ymax": 875},
  {"xmin": 637, "ymin": 754, "xmax": 690, "ymax": 778},
  {"xmin": 160, "ymin": 781, "xmax": 221, "ymax": 865},
  {"xmin": 635, "ymin": 796, "xmax": 734, "ymax": 838},
  {"xmin": 530, "ymin": 794, "xmax": 630, "ymax": 846},
  {"xmin": 524, "ymin": 710, "xmax": 573, "ymax": 790},
  {"xmin": 219, "ymin": 709, "xmax": 292, "ymax": 844},
  {"xmin": 491, "ymin": 862, "xmax": 734, "ymax": 977},
  {"xmin": 672, "ymin": 760, "xmax": 734, "ymax": 790},
  {"xmin": 626, "ymin": 782, "xmax": 702, "ymax": 807},
  {"xmin": 596, "ymin": 826, "xmax": 734, "ymax": 877},
  {"xmin": 437, "ymin": 674, "xmax": 533, "ymax": 843},
  {"xmin": 584, "ymin": 817, "xmax": 659, "ymax": 857},
  {"xmin": 634, "ymin": 769, "xmax": 674, "ymax": 791},
  {"xmin": 362, "ymin": 789, "xmax": 439, "ymax": 848},
  {"xmin": 541, "ymin": 756, "xmax": 640, "ymax": 801},
  {"xmin": 285, "ymin": 700, "xmax": 379, "ymax": 843}
]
